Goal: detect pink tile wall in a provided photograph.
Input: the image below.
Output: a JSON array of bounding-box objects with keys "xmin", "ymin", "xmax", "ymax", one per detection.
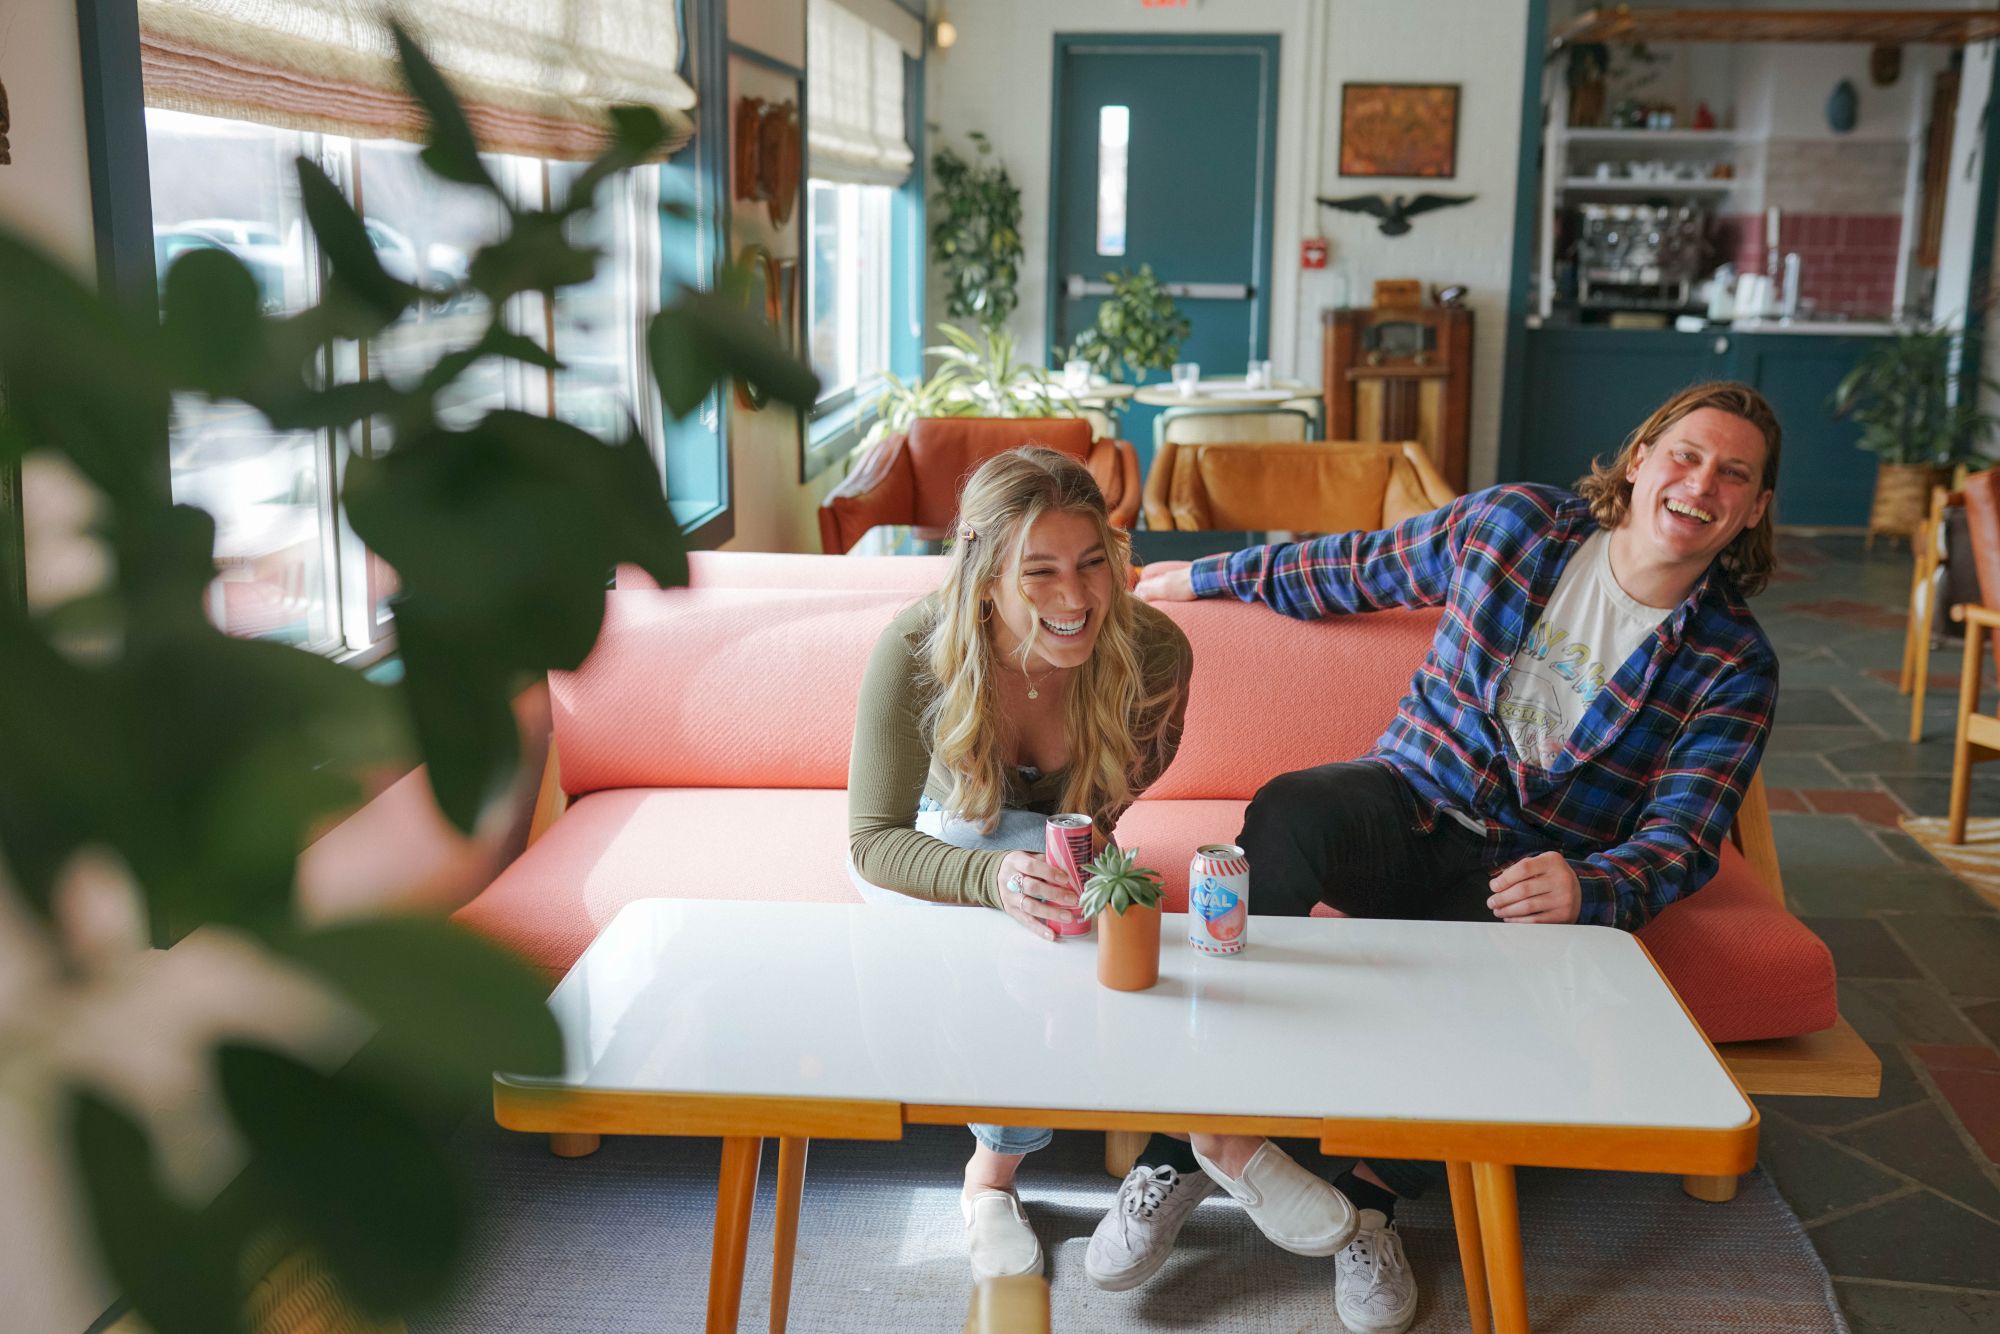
[{"xmin": 1715, "ymin": 213, "xmax": 1902, "ymax": 318}]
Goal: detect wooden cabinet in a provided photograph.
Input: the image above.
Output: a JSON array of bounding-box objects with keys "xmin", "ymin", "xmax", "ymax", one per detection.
[
  {"xmin": 1323, "ymin": 305, "xmax": 1473, "ymax": 491},
  {"xmin": 1515, "ymin": 326, "xmax": 1888, "ymax": 527}
]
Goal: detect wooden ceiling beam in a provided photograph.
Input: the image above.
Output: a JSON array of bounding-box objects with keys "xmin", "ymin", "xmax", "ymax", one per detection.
[{"xmin": 1552, "ymin": 7, "xmax": 2000, "ymax": 50}]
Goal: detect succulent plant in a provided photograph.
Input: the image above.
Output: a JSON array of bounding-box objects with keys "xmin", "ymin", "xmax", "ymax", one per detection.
[{"xmin": 1079, "ymin": 844, "xmax": 1165, "ymax": 918}]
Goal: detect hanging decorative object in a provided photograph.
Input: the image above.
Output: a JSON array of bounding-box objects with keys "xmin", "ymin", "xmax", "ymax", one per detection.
[
  {"xmin": 1827, "ymin": 79, "xmax": 1859, "ymax": 134},
  {"xmin": 1870, "ymin": 43, "xmax": 1903, "ymax": 87},
  {"xmin": 732, "ymin": 96, "xmax": 802, "ymax": 229},
  {"xmin": 0, "ymin": 77, "xmax": 12, "ymax": 165}
]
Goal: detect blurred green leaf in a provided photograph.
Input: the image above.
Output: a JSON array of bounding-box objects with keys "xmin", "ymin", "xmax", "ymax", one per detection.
[
  {"xmin": 650, "ymin": 288, "xmax": 820, "ymax": 419},
  {"xmin": 558, "ymin": 105, "xmax": 671, "ymax": 218},
  {"xmin": 269, "ymin": 916, "xmax": 562, "ymax": 1108},
  {"xmin": 481, "ymin": 328, "xmax": 564, "ymax": 372},
  {"xmin": 392, "ymin": 22, "xmax": 498, "ymax": 194},
  {"xmin": 0, "ymin": 227, "xmax": 171, "ymax": 506},
  {"xmin": 295, "ymin": 158, "xmax": 420, "ymax": 327},
  {"xmin": 159, "ymin": 248, "xmax": 266, "ymax": 394},
  {"xmin": 391, "ymin": 604, "xmax": 522, "ymax": 831},
  {"xmin": 468, "ymin": 212, "xmax": 599, "ymax": 301},
  {"xmin": 71, "ymin": 1088, "xmax": 245, "ymax": 1334},
  {"xmin": 218, "ymin": 1043, "xmax": 465, "ymax": 1315}
]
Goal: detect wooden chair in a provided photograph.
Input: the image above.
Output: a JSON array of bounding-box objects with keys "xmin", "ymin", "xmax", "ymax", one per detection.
[
  {"xmin": 1947, "ymin": 467, "xmax": 2000, "ymax": 841},
  {"xmin": 1154, "ymin": 403, "xmax": 1318, "ymax": 450},
  {"xmin": 1901, "ymin": 485, "xmax": 1959, "ymax": 742}
]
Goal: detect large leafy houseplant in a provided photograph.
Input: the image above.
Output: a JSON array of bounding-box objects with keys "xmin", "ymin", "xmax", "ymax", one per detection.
[
  {"xmin": 929, "ymin": 131, "xmax": 1023, "ymax": 330},
  {"xmin": 1830, "ymin": 326, "xmax": 2000, "ymax": 467},
  {"xmin": 865, "ymin": 322, "xmax": 1073, "ymax": 446},
  {"xmin": 1064, "ymin": 265, "xmax": 1191, "ymax": 386},
  {"xmin": 0, "ymin": 25, "xmax": 815, "ymax": 1334}
]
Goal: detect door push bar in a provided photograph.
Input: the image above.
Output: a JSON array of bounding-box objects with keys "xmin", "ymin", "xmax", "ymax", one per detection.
[{"xmin": 1065, "ymin": 277, "xmax": 1255, "ymax": 300}]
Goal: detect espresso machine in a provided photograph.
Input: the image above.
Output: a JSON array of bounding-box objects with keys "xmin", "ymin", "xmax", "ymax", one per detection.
[{"xmin": 1575, "ymin": 203, "xmax": 1709, "ymax": 312}]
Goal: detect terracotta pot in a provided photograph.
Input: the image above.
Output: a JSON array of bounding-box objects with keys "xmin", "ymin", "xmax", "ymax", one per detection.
[
  {"xmin": 1870, "ymin": 462, "xmax": 1950, "ymax": 542},
  {"xmin": 1096, "ymin": 903, "xmax": 1161, "ymax": 991}
]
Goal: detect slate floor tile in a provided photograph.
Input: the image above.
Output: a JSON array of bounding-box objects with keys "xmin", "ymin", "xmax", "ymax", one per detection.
[
  {"xmin": 1775, "ymin": 813, "xmax": 1903, "ymax": 869},
  {"xmin": 1757, "ymin": 1116, "xmax": 1907, "ymax": 1220},
  {"xmin": 1924, "ymin": 1067, "xmax": 2000, "ymax": 1165},
  {"xmin": 1881, "ymin": 916, "xmax": 2000, "ymax": 996},
  {"xmin": 1765, "ymin": 1043, "xmax": 1924, "ymax": 1130},
  {"xmin": 1804, "ymin": 790, "xmax": 1913, "ymax": 827},
  {"xmin": 1834, "ymin": 1101, "xmax": 2000, "ymax": 1223},
  {"xmin": 1962, "ymin": 998, "xmax": 2000, "ymax": 1050},
  {"xmin": 1792, "ymin": 600, "xmax": 1911, "ymax": 632},
  {"xmin": 1804, "ymin": 917, "xmax": 1924, "ymax": 979},
  {"xmin": 1770, "ymin": 725, "xmax": 1884, "ymax": 756},
  {"xmin": 1788, "ymin": 866, "xmax": 1993, "ymax": 918},
  {"xmin": 1827, "ymin": 740, "xmax": 1962, "ymax": 777},
  {"xmin": 1836, "ymin": 1282, "xmax": 2000, "ymax": 1334},
  {"xmin": 1877, "ymin": 831, "xmax": 1945, "ymax": 867},
  {"xmin": 1838, "ymin": 979, "xmax": 1984, "ymax": 1044},
  {"xmin": 1878, "ymin": 775, "xmax": 2000, "ymax": 822},
  {"xmin": 1781, "ymin": 687, "xmax": 1874, "ymax": 725},
  {"xmin": 1810, "ymin": 1191, "xmax": 2000, "ymax": 1289},
  {"xmin": 1757, "ymin": 752, "xmax": 1849, "ymax": 789}
]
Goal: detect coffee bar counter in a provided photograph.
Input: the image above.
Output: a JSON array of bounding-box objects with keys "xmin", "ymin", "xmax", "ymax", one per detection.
[{"xmin": 1513, "ymin": 322, "xmax": 1895, "ymax": 527}]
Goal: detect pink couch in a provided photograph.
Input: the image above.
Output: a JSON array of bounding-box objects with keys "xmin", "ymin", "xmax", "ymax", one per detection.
[{"xmin": 454, "ymin": 552, "xmax": 1836, "ymax": 1046}]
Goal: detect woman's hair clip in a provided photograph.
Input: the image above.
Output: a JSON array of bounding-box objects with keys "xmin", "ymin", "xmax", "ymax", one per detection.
[{"xmin": 958, "ymin": 523, "xmax": 977, "ymax": 542}]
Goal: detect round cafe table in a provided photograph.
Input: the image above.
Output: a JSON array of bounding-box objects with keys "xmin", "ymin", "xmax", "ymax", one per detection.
[
  {"xmin": 1041, "ymin": 380, "xmax": 1137, "ymax": 410},
  {"xmin": 1130, "ymin": 376, "xmax": 1317, "ymax": 410}
]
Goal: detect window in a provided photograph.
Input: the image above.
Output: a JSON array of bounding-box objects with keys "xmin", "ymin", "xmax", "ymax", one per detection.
[
  {"xmin": 807, "ymin": 180, "xmax": 896, "ymax": 404},
  {"xmin": 1096, "ymin": 105, "xmax": 1130, "ymax": 257},
  {"xmin": 146, "ymin": 107, "xmax": 697, "ymax": 656}
]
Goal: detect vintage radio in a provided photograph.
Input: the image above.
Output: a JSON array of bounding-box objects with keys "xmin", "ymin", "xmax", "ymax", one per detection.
[{"xmin": 1322, "ymin": 302, "xmax": 1473, "ymax": 492}]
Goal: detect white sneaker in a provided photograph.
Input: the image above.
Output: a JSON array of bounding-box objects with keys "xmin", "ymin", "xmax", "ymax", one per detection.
[
  {"xmin": 1191, "ymin": 1139, "xmax": 1358, "ymax": 1257},
  {"xmin": 1085, "ymin": 1163, "xmax": 1219, "ymax": 1290},
  {"xmin": 961, "ymin": 1188, "xmax": 1043, "ymax": 1280},
  {"xmin": 1334, "ymin": 1209, "xmax": 1418, "ymax": 1334}
]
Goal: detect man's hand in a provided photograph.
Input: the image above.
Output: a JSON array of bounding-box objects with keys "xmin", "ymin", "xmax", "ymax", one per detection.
[
  {"xmin": 1133, "ymin": 560, "xmax": 1197, "ymax": 602},
  {"xmin": 1486, "ymin": 851, "xmax": 1582, "ymax": 923}
]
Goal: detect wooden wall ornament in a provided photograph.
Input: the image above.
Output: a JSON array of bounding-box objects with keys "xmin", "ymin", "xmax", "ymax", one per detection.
[
  {"xmin": 733, "ymin": 244, "xmax": 787, "ymax": 411},
  {"xmin": 1, "ymin": 76, "xmax": 12, "ymax": 165},
  {"xmin": 732, "ymin": 95, "xmax": 801, "ymax": 229}
]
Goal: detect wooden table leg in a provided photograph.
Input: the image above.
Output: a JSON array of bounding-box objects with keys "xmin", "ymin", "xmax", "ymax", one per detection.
[
  {"xmin": 549, "ymin": 1133, "xmax": 600, "ymax": 1158},
  {"xmin": 1446, "ymin": 1161, "xmax": 1492, "ymax": 1334},
  {"xmin": 770, "ymin": 1137, "xmax": 809, "ymax": 1334},
  {"xmin": 708, "ymin": 1136, "xmax": 763, "ymax": 1334},
  {"xmin": 1472, "ymin": 1162, "xmax": 1530, "ymax": 1334}
]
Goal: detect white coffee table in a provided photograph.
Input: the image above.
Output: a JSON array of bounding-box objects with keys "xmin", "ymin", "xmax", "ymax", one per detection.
[{"xmin": 493, "ymin": 900, "xmax": 1756, "ymax": 1333}]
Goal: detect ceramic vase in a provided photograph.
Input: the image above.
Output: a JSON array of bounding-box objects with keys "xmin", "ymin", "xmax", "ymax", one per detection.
[{"xmin": 1096, "ymin": 903, "xmax": 1161, "ymax": 991}]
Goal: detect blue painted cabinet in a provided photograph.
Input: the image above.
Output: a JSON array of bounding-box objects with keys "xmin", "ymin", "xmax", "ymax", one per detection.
[{"xmin": 1516, "ymin": 326, "xmax": 1885, "ymax": 527}]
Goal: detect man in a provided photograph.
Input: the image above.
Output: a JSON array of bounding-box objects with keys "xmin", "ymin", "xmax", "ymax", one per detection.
[{"xmin": 1084, "ymin": 382, "xmax": 1781, "ymax": 1334}]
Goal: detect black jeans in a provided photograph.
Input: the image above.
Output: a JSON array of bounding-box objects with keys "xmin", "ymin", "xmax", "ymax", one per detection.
[{"xmin": 1239, "ymin": 760, "xmax": 1500, "ymax": 1200}]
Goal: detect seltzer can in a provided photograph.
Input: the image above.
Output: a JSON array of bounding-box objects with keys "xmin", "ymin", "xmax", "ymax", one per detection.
[
  {"xmin": 1188, "ymin": 843, "xmax": 1249, "ymax": 955},
  {"xmin": 1044, "ymin": 813, "xmax": 1096, "ymax": 937}
]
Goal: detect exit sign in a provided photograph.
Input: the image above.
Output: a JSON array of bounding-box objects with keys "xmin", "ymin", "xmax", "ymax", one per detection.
[{"xmin": 1142, "ymin": 0, "xmax": 1191, "ymax": 7}]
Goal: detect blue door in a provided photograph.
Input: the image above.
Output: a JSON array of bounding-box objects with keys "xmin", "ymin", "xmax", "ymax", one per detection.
[{"xmin": 1049, "ymin": 36, "xmax": 1280, "ymax": 477}]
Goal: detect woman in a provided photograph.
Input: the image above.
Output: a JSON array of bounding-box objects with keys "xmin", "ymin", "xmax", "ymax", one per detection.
[{"xmin": 847, "ymin": 446, "xmax": 1192, "ymax": 1281}]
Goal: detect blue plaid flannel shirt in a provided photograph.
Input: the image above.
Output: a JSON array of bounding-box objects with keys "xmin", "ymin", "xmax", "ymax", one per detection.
[{"xmin": 1190, "ymin": 483, "xmax": 1778, "ymax": 931}]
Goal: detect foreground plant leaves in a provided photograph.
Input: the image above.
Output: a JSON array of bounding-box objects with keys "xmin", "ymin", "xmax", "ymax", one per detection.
[
  {"xmin": 71, "ymin": 1090, "xmax": 245, "ymax": 1334},
  {"xmin": 218, "ymin": 1042, "xmax": 465, "ymax": 1316}
]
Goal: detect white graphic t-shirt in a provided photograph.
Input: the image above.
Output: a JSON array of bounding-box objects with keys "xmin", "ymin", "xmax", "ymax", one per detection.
[{"xmin": 1495, "ymin": 530, "xmax": 1673, "ymax": 771}]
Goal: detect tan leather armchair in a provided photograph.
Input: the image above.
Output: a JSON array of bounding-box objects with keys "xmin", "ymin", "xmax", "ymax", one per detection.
[
  {"xmin": 818, "ymin": 417, "xmax": 1142, "ymax": 554},
  {"xmin": 1141, "ymin": 439, "xmax": 1457, "ymax": 533}
]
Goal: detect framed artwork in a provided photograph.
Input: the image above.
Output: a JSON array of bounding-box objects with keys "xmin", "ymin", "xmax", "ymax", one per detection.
[{"xmin": 1339, "ymin": 83, "xmax": 1459, "ymax": 178}]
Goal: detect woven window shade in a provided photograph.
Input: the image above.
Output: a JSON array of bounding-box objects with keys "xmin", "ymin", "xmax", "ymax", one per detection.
[
  {"xmin": 138, "ymin": 0, "xmax": 697, "ymax": 162},
  {"xmin": 806, "ymin": 0, "xmax": 915, "ymax": 187}
]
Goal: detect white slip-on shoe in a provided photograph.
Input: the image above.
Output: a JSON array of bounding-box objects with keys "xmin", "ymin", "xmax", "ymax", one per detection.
[
  {"xmin": 1085, "ymin": 1163, "xmax": 1219, "ymax": 1291},
  {"xmin": 1190, "ymin": 1139, "xmax": 1358, "ymax": 1257},
  {"xmin": 1334, "ymin": 1209, "xmax": 1418, "ymax": 1334},
  {"xmin": 961, "ymin": 1188, "xmax": 1044, "ymax": 1280}
]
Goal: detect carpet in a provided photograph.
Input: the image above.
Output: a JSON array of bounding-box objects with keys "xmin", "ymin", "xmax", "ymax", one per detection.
[
  {"xmin": 1898, "ymin": 815, "xmax": 2000, "ymax": 910},
  {"xmin": 413, "ymin": 1124, "xmax": 1847, "ymax": 1333}
]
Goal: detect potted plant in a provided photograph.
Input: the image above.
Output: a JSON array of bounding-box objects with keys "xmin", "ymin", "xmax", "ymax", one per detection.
[
  {"xmin": 1064, "ymin": 265, "xmax": 1191, "ymax": 388},
  {"xmin": 0, "ymin": 25, "xmax": 814, "ymax": 1334},
  {"xmin": 929, "ymin": 131, "xmax": 1023, "ymax": 331},
  {"xmin": 863, "ymin": 322, "xmax": 1075, "ymax": 447},
  {"xmin": 1080, "ymin": 844, "xmax": 1166, "ymax": 992},
  {"xmin": 1830, "ymin": 326, "xmax": 2000, "ymax": 543}
]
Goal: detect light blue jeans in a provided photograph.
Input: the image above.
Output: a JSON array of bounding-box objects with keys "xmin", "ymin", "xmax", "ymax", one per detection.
[{"xmin": 851, "ymin": 796, "xmax": 1055, "ymax": 1158}]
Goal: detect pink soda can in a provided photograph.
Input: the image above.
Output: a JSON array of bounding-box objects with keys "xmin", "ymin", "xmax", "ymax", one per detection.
[
  {"xmin": 1188, "ymin": 844, "xmax": 1249, "ymax": 955},
  {"xmin": 1044, "ymin": 813, "xmax": 1096, "ymax": 937}
]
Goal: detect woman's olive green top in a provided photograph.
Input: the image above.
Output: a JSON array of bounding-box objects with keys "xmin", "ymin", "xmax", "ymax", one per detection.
[{"xmin": 847, "ymin": 594, "xmax": 1194, "ymax": 907}]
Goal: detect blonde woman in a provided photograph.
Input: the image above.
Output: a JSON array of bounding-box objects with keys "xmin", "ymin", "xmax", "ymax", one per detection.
[{"xmin": 846, "ymin": 446, "xmax": 1192, "ymax": 1282}]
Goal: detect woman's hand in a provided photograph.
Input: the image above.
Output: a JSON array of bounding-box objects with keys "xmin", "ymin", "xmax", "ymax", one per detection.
[
  {"xmin": 1133, "ymin": 561, "xmax": 1197, "ymax": 602},
  {"xmin": 995, "ymin": 851, "xmax": 1081, "ymax": 940}
]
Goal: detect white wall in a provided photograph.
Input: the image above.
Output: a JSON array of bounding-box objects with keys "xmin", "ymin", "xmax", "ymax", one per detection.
[
  {"xmin": 1935, "ymin": 41, "xmax": 1995, "ymax": 329},
  {"xmin": 0, "ymin": 0, "xmax": 96, "ymax": 275},
  {"xmin": 925, "ymin": 0, "xmax": 1530, "ymax": 487}
]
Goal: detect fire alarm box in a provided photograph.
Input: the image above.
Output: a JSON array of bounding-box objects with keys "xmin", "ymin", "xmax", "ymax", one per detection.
[{"xmin": 1301, "ymin": 237, "xmax": 1328, "ymax": 270}]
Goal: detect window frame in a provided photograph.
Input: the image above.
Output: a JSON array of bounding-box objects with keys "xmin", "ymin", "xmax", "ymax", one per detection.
[{"xmin": 72, "ymin": 0, "xmax": 738, "ymax": 663}]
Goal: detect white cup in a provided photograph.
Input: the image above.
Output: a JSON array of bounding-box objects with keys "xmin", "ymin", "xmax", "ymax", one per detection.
[
  {"xmin": 1246, "ymin": 359, "xmax": 1272, "ymax": 390},
  {"xmin": 1063, "ymin": 359, "xmax": 1093, "ymax": 394},
  {"xmin": 1171, "ymin": 362, "xmax": 1200, "ymax": 396}
]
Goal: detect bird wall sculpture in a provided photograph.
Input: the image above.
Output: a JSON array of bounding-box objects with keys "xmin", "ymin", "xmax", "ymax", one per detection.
[{"xmin": 1317, "ymin": 192, "xmax": 1477, "ymax": 237}]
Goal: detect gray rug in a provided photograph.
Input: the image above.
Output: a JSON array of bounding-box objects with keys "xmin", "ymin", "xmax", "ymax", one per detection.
[{"xmin": 414, "ymin": 1123, "xmax": 1848, "ymax": 1332}]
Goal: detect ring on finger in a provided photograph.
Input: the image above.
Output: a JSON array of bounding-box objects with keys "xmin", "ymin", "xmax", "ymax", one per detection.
[{"xmin": 1007, "ymin": 874, "xmax": 1025, "ymax": 897}]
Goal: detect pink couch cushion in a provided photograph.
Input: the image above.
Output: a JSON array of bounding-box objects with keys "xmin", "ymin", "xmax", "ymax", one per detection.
[
  {"xmin": 1142, "ymin": 602, "xmax": 1442, "ymax": 799},
  {"xmin": 1112, "ymin": 799, "xmax": 1249, "ymax": 912},
  {"xmin": 1638, "ymin": 842, "xmax": 1836, "ymax": 1043},
  {"xmin": 452, "ymin": 787, "xmax": 860, "ymax": 975},
  {"xmin": 553, "ymin": 589, "xmax": 917, "ymax": 796}
]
